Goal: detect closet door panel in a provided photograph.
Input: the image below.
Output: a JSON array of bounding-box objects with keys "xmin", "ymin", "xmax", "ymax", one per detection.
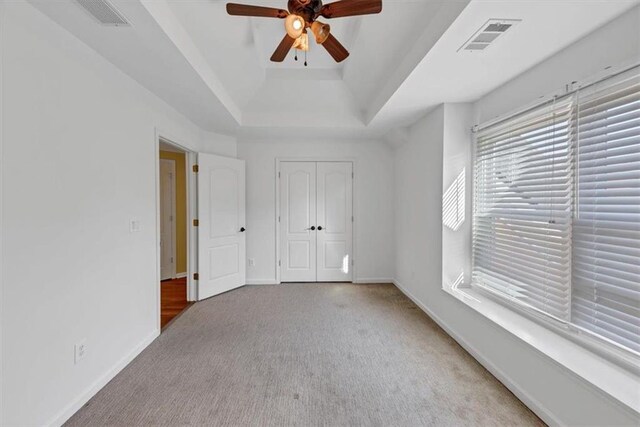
[
  {"xmin": 317, "ymin": 162, "xmax": 353, "ymax": 282},
  {"xmin": 280, "ymin": 162, "xmax": 317, "ymax": 282}
]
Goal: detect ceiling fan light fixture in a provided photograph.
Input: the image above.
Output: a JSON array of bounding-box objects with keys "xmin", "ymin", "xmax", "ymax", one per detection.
[
  {"xmin": 227, "ymin": 0, "xmax": 383, "ymax": 64},
  {"xmin": 292, "ymin": 31, "xmax": 309, "ymax": 51},
  {"xmin": 285, "ymin": 14, "xmax": 305, "ymax": 38},
  {"xmin": 311, "ymin": 21, "xmax": 330, "ymax": 44}
]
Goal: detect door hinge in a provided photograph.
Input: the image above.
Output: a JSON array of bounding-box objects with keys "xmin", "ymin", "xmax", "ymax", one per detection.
[
  {"xmin": 352, "ymin": 172, "xmax": 354, "ymax": 178},
  {"xmin": 278, "ymin": 171, "xmax": 281, "ymax": 178},
  {"xmin": 351, "ymin": 258, "xmax": 354, "ymax": 266},
  {"xmin": 351, "ymin": 216, "xmax": 354, "ymax": 222},
  {"xmin": 278, "ymin": 216, "xmax": 281, "ymax": 223},
  {"xmin": 193, "ymin": 219, "xmax": 199, "ymax": 227},
  {"xmin": 170, "ymin": 257, "xmax": 174, "ymax": 263},
  {"xmin": 192, "ymin": 164, "xmax": 199, "ymax": 173},
  {"xmin": 193, "ymin": 273, "xmax": 199, "ymax": 280},
  {"xmin": 278, "ymin": 260, "xmax": 281, "ymax": 267}
]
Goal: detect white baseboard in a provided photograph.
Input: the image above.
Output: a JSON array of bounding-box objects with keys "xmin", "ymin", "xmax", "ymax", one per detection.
[
  {"xmin": 245, "ymin": 279, "xmax": 277, "ymax": 285},
  {"xmin": 48, "ymin": 329, "xmax": 160, "ymax": 427},
  {"xmin": 392, "ymin": 279, "xmax": 561, "ymax": 427},
  {"xmin": 246, "ymin": 279, "xmax": 394, "ymax": 285},
  {"xmin": 353, "ymin": 278, "xmax": 394, "ymax": 284},
  {"xmin": 175, "ymin": 272, "xmax": 188, "ymax": 279}
]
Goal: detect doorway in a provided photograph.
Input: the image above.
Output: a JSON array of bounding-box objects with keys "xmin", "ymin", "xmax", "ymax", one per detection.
[
  {"xmin": 159, "ymin": 140, "xmax": 191, "ymax": 328},
  {"xmin": 159, "ymin": 158, "xmax": 177, "ymax": 280},
  {"xmin": 278, "ymin": 161, "xmax": 354, "ymax": 283},
  {"xmin": 156, "ymin": 141, "xmax": 246, "ymax": 329},
  {"xmin": 156, "ymin": 136, "xmax": 247, "ymax": 329}
]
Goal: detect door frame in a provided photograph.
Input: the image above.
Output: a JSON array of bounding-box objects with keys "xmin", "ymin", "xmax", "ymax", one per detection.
[
  {"xmin": 275, "ymin": 157, "xmax": 357, "ymax": 284},
  {"xmin": 159, "ymin": 158, "xmax": 177, "ymax": 280},
  {"xmin": 154, "ymin": 128, "xmax": 199, "ymax": 334}
]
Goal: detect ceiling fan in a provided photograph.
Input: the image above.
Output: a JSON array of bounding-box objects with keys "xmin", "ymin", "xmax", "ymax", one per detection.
[{"xmin": 226, "ymin": 0, "xmax": 382, "ymax": 63}]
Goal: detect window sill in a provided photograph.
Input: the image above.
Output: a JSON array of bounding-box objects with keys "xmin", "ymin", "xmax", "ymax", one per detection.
[{"xmin": 442, "ymin": 285, "xmax": 640, "ymax": 414}]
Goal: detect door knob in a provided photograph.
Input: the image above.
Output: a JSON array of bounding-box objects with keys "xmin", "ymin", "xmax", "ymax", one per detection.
[
  {"xmin": 240, "ymin": 227, "xmax": 246, "ymax": 232},
  {"xmin": 307, "ymin": 226, "xmax": 316, "ymax": 231},
  {"xmin": 317, "ymin": 226, "xmax": 323, "ymax": 231}
]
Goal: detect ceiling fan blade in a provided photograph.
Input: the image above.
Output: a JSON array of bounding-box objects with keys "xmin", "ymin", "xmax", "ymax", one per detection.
[
  {"xmin": 271, "ymin": 34, "xmax": 296, "ymax": 62},
  {"xmin": 320, "ymin": 0, "xmax": 382, "ymax": 18},
  {"xmin": 322, "ymin": 33, "xmax": 349, "ymax": 62},
  {"xmin": 226, "ymin": 3, "xmax": 288, "ymax": 18}
]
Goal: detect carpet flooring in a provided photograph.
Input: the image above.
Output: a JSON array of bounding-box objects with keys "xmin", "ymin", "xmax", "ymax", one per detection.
[{"xmin": 67, "ymin": 283, "xmax": 543, "ymax": 426}]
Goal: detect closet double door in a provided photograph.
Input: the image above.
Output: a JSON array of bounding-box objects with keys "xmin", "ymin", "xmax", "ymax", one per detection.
[{"xmin": 280, "ymin": 161, "xmax": 353, "ymax": 282}]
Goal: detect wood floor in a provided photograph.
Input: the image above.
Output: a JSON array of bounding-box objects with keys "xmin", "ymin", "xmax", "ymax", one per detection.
[{"xmin": 161, "ymin": 277, "xmax": 191, "ymax": 328}]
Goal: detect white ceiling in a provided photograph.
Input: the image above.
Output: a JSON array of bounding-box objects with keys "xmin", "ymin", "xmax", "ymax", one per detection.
[
  {"xmin": 371, "ymin": 0, "xmax": 640, "ymax": 130},
  {"xmin": 28, "ymin": 0, "xmax": 640, "ymax": 139},
  {"xmin": 164, "ymin": 0, "xmax": 461, "ymax": 132}
]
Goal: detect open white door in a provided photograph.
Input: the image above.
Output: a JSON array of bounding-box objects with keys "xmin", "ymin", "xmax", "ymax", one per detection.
[
  {"xmin": 317, "ymin": 162, "xmax": 353, "ymax": 282},
  {"xmin": 197, "ymin": 153, "xmax": 246, "ymax": 300}
]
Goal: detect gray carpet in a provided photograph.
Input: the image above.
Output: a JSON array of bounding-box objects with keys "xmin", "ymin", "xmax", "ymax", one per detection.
[{"xmin": 67, "ymin": 283, "xmax": 543, "ymax": 426}]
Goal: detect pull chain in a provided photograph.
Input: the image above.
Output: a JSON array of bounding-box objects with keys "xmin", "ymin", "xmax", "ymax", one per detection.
[
  {"xmin": 294, "ymin": 51, "xmax": 298, "ymax": 61},
  {"xmin": 304, "ymin": 50, "xmax": 307, "ymax": 67}
]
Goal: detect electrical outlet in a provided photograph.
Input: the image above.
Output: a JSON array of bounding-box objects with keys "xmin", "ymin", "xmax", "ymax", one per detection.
[
  {"xmin": 75, "ymin": 340, "xmax": 87, "ymax": 364},
  {"xmin": 248, "ymin": 258, "xmax": 255, "ymax": 267},
  {"xmin": 130, "ymin": 219, "xmax": 141, "ymax": 233}
]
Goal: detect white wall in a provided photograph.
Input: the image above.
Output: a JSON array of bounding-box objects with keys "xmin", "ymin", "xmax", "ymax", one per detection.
[
  {"xmin": 441, "ymin": 104, "xmax": 472, "ymax": 288},
  {"xmin": 0, "ymin": 2, "xmax": 235, "ymax": 425},
  {"xmin": 0, "ymin": 1, "xmax": 5, "ymax": 422},
  {"xmin": 394, "ymin": 106, "xmax": 444, "ymax": 296},
  {"xmin": 237, "ymin": 139, "xmax": 395, "ymax": 284},
  {"xmin": 201, "ymin": 130, "xmax": 237, "ymax": 157},
  {"xmin": 394, "ymin": 104, "xmax": 638, "ymax": 426},
  {"xmin": 393, "ymin": 10, "xmax": 640, "ymax": 425}
]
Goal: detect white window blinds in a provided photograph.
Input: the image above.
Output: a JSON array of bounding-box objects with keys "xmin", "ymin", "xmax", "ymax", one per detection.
[
  {"xmin": 474, "ymin": 99, "xmax": 574, "ymax": 321},
  {"xmin": 473, "ymin": 70, "xmax": 640, "ymax": 355},
  {"xmin": 572, "ymin": 76, "xmax": 640, "ymax": 353}
]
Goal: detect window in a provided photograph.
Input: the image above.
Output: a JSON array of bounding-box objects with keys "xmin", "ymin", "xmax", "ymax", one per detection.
[
  {"xmin": 473, "ymin": 71, "xmax": 640, "ymax": 355},
  {"xmin": 572, "ymin": 77, "xmax": 640, "ymax": 353}
]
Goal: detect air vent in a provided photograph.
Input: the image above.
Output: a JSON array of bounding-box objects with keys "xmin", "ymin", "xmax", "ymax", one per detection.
[
  {"xmin": 75, "ymin": 0, "xmax": 130, "ymax": 26},
  {"xmin": 459, "ymin": 19, "xmax": 520, "ymax": 53},
  {"xmin": 484, "ymin": 23, "xmax": 512, "ymax": 33},
  {"xmin": 466, "ymin": 43, "xmax": 489, "ymax": 51}
]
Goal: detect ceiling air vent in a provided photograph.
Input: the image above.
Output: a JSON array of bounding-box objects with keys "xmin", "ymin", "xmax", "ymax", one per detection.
[
  {"xmin": 458, "ymin": 19, "xmax": 520, "ymax": 53},
  {"xmin": 75, "ymin": 0, "xmax": 130, "ymax": 26}
]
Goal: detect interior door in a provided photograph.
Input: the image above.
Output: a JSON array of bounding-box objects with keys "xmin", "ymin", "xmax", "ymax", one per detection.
[
  {"xmin": 317, "ymin": 162, "xmax": 353, "ymax": 282},
  {"xmin": 160, "ymin": 159, "xmax": 176, "ymax": 280},
  {"xmin": 197, "ymin": 153, "xmax": 246, "ymax": 300},
  {"xmin": 280, "ymin": 162, "xmax": 317, "ymax": 282}
]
